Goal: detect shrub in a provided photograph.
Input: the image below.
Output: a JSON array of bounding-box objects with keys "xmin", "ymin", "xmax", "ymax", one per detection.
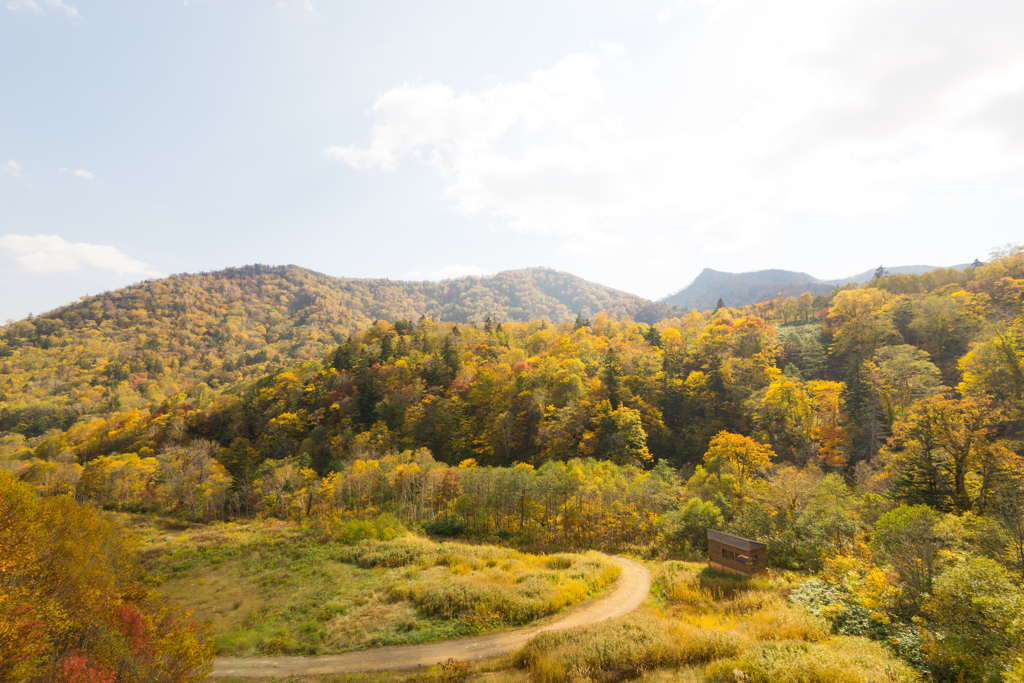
[
  {"xmin": 411, "ymin": 581, "xmax": 507, "ymax": 619},
  {"xmin": 788, "ymin": 577, "xmax": 927, "ymax": 670},
  {"xmin": 423, "ymin": 517, "xmax": 470, "ymax": 537},
  {"xmin": 660, "ymin": 497, "xmax": 725, "ymax": 553},
  {"xmin": 334, "ymin": 536, "xmax": 433, "ymax": 568},
  {"xmin": 437, "ymin": 657, "xmax": 470, "ymax": 682},
  {"xmin": 305, "ymin": 512, "xmax": 407, "ymax": 544},
  {"xmin": 547, "ymin": 554, "xmax": 573, "ymax": 570},
  {"xmin": 919, "ymin": 553, "xmax": 1023, "ymax": 682},
  {"xmin": 789, "ymin": 578, "xmax": 876, "ymax": 635}
]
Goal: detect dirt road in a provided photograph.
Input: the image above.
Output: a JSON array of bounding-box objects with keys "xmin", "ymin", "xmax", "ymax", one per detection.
[{"xmin": 212, "ymin": 555, "xmax": 651, "ymax": 677}]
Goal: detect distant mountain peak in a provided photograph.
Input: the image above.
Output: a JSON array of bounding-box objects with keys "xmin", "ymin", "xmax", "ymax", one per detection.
[
  {"xmin": 823, "ymin": 264, "xmax": 969, "ymax": 287},
  {"xmin": 661, "ymin": 263, "xmax": 972, "ymax": 311},
  {"xmin": 660, "ymin": 268, "xmax": 832, "ymax": 311}
]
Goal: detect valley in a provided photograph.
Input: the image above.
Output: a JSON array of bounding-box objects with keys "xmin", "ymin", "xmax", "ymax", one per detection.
[{"xmin": 2, "ymin": 247, "xmax": 1023, "ymax": 682}]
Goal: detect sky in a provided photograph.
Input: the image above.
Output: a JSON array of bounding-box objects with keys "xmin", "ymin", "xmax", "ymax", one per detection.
[{"xmin": 2, "ymin": 0, "xmax": 1023, "ymax": 322}]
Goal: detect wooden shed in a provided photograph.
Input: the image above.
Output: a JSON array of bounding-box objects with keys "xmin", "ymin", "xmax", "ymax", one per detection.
[{"xmin": 707, "ymin": 529, "xmax": 767, "ymax": 576}]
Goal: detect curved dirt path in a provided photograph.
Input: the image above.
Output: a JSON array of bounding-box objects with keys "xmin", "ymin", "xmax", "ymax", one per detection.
[{"xmin": 212, "ymin": 555, "xmax": 650, "ymax": 678}]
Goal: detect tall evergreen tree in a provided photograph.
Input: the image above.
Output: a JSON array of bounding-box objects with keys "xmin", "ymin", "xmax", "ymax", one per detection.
[
  {"xmin": 441, "ymin": 336, "xmax": 461, "ymax": 382},
  {"xmin": 330, "ymin": 338, "xmax": 358, "ymax": 371},
  {"xmin": 356, "ymin": 370, "xmax": 383, "ymax": 425},
  {"xmin": 379, "ymin": 333, "xmax": 394, "ymax": 362},
  {"xmin": 602, "ymin": 347, "xmax": 623, "ymax": 409}
]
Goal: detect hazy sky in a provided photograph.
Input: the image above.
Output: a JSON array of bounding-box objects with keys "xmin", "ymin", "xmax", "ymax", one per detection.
[{"xmin": 2, "ymin": 0, "xmax": 1023, "ymax": 321}]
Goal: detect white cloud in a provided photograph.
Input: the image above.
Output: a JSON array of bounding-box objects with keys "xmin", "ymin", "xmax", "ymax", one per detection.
[
  {"xmin": 0, "ymin": 235, "xmax": 160, "ymax": 277},
  {"xmin": 49, "ymin": 0, "xmax": 77, "ymax": 17},
  {"xmin": 2, "ymin": 160, "xmax": 22, "ymax": 178},
  {"xmin": 60, "ymin": 167, "xmax": 95, "ymax": 179},
  {"xmin": 405, "ymin": 264, "xmax": 493, "ymax": 281},
  {"xmin": 596, "ymin": 41, "xmax": 625, "ymax": 56},
  {"xmin": 6, "ymin": 0, "xmax": 80, "ymax": 18},
  {"xmin": 5, "ymin": 0, "xmax": 41, "ymax": 12},
  {"xmin": 331, "ymin": 0, "xmax": 1024, "ymax": 264},
  {"xmin": 325, "ymin": 55, "xmax": 603, "ymax": 172}
]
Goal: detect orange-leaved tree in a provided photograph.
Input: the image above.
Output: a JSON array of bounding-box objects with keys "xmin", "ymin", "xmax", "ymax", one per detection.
[{"xmin": 0, "ymin": 471, "xmax": 212, "ymax": 683}]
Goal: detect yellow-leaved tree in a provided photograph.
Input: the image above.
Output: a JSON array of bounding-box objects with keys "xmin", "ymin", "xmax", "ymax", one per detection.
[{"xmin": 703, "ymin": 431, "xmax": 776, "ymax": 480}]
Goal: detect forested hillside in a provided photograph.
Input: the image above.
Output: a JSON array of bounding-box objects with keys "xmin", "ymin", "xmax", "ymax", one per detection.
[
  {"xmin": 5, "ymin": 246, "xmax": 1020, "ymax": 483},
  {"xmin": 0, "ymin": 265, "xmax": 681, "ymax": 443}
]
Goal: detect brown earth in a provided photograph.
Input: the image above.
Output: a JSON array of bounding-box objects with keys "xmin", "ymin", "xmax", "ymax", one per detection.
[{"xmin": 211, "ymin": 555, "xmax": 651, "ymax": 677}]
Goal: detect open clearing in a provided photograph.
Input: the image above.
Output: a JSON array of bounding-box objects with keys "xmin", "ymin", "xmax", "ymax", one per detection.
[{"xmin": 124, "ymin": 515, "xmax": 621, "ymax": 657}]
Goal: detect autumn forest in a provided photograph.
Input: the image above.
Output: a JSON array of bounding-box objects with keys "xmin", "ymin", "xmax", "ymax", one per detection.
[{"xmin": 3, "ymin": 248, "xmax": 1024, "ymax": 683}]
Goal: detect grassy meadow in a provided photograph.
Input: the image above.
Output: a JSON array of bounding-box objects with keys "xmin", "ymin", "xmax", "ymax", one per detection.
[
  {"xmin": 212, "ymin": 560, "xmax": 919, "ymax": 683},
  {"xmin": 123, "ymin": 510, "xmax": 920, "ymax": 683},
  {"xmin": 121, "ymin": 514, "xmax": 619, "ymax": 657}
]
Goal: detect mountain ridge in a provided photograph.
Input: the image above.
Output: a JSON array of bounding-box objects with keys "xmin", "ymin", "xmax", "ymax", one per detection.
[{"xmin": 37, "ymin": 263, "xmax": 684, "ymax": 328}]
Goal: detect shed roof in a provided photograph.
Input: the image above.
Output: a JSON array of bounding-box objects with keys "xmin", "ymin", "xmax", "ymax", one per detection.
[{"xmin": 707, "ymin": 529, "xmax": 766, "ymax": 552}]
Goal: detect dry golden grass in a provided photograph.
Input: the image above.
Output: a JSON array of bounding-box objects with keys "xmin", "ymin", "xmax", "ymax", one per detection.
[
  {"xmin": 509, "ymin": 560, "xmax": 917, "ymax": 683},
  {"xmin": 652, "ymin": 561, "xmax": 827, "ymax": 644},
  {"xmin": 513, "ymin": 609, "xmax": 742, "ymax": 683},
  {"xmin": 338, "ymin": 537, "xmax": 619, "ymax": 627},
  {"xmin": 704, "ymin": 637, "xmax": 919, "ymax": 683}
]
